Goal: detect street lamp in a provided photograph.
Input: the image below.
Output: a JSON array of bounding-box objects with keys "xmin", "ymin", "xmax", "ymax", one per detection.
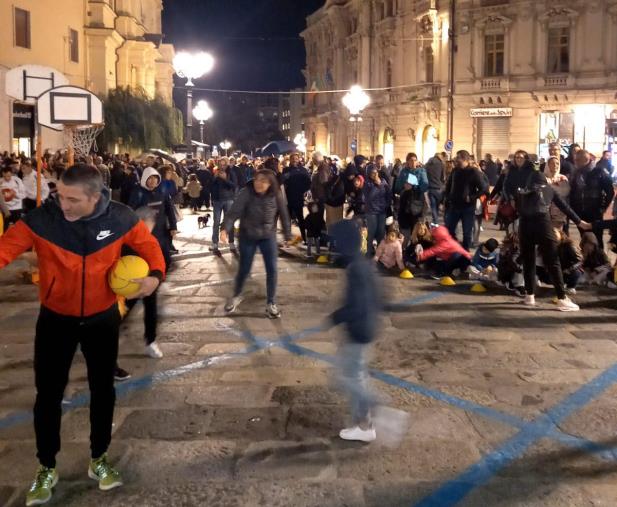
[
  {"xmin": 342, "ymin": 85, "xmax": 370, "ymax": 156},
  {"xmin": 192, "ymin": 100, "xmax": 213, "ymax": 146},
  {"xmin": 294, "ymin": 132, "xmax": 307, "ymax": 156},
  {"xmin": 219, "ymin": 140, "xmax": 232, "ymax": 156},
  {"xmin": 173, "ymin": 51, "xmax": 215, "ymax": 148}
]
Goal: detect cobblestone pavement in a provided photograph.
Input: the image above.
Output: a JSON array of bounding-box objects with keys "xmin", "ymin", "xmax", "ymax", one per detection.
[{"xmin": 2, "ymin": 212, "xmax": 617, "ymax": 506}]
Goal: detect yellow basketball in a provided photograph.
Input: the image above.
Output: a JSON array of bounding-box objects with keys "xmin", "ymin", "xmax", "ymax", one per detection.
[{"xmin": 108, "ymin": 255, "xmax": 150, "ymax": 297}]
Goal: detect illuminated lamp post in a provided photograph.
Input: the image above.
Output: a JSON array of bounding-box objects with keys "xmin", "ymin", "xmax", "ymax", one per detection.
[
  {"xmin": 342, "ymin": 85, "xmax": 370, "ymax": 156},
  {"xmin": 173, "ymin": 51, "xmax": 215, "ymax": 147}
]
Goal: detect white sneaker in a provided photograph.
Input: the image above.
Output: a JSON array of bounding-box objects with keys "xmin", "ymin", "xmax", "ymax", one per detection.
[
  {"xmin": 537, "ymin": 280, "xmax": 552, "ymax": 288},
  {"xmin": 224, "ymin": 296, "xmax": 243, "ymax": 313},
  {"xmin": 557, "ymin": 297, "xmax": 579, "ymax": 312},
  {"xmin": 339, "ymin": 425, "xmax": 376, "ymax": 443},
  {"xmin": 523, "ymin": 294, "xmax": 536, "ymax": 306},
  {"xmin": 266, "ymin": 303, "xmax": 281, "ymax": 319},
  {"xmin": 565, "ymin": 287, "xmax": 577, "ymax": 295},
  {"xmin": 145, "ymin": 343, "xmax": 163, "ymax": 358}
]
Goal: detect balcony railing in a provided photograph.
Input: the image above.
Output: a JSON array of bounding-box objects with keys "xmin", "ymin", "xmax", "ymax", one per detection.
[
  {"xmin": 544, "ymin": 75, "xmax": 568, "ymax": 88},
  {"xmin": 481, "ymin": 78, "xmax": 502, "ymax": 90}
]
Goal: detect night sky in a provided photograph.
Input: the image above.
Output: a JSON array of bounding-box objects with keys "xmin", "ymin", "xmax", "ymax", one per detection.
[{"xmin": 163, "ymin": 0, "xmax": 325, "ymax": 93}]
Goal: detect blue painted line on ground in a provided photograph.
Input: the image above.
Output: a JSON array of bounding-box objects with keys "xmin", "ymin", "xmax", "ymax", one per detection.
[
  {"xmin": 277, "ymin": 341, "xmax": 617, "ymax": 463},
  {"xmin": 414, "ymin": 362, "xmax": 617, "ymax": 507}
]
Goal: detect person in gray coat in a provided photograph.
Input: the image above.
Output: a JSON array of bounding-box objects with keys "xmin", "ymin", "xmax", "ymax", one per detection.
[{"xmin": 221, "ymin": 170, "xmax": 292, "ymax": 319}]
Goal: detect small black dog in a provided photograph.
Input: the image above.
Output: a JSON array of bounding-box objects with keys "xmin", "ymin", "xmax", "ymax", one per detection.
[{"xmin": 197, "ymin": 214, "xmax": 210, "ymax": 229}]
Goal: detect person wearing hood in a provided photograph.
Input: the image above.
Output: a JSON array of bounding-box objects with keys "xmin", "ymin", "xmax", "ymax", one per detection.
[
  {"xmin": 221, "ymin": 170, "xmax": 292, "ymax": 319},
  {"xmin": 128, "ymin": 167, "xmax": 177, "ymax": 268},
  {"xmin": 195, "ymin": 161, "xmax": 214, "ymax": 211},
  {"xmin": 325, "ymin": 219, "xmax": 380, "ymax": 442},
  {"xmin": 0, "ymin": 164, "xmax": 165, "ymax": 505},
  {"xmin": 504, "ymin": 150, "xmax": 590, "ymax": 311}
]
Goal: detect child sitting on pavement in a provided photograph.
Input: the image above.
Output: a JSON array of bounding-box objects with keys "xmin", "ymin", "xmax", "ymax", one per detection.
[
  {"xmin": 497, "ymin": 231, "xmax": 525, "ymax": 295},
  {"xmin": 374, "ymin": 229, "xmax": 405, "ymax": 274},
  {"xmin": 469, "ymin": 238, "xmax": 499, "ymax": 281},
  {"xmin": 580, "ymin": 232, "xmax": 611, "ymax": 286}
]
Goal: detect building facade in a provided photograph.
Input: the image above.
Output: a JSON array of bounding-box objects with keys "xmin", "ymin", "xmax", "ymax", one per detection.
[
  {"xmin": 0, "ymin": 0, "xmax": 175, "ymax": 154},
  {"xmin": 279, "ymin": 89, "xmax": 306, "ymax": 142},
  {"xmin": 301, "ymin": 0, "xmax": 617, "ymax": 164}
]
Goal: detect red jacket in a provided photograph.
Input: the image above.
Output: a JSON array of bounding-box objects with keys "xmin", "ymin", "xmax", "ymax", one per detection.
[
  {"xmin": 0, "ymin": 190, "xmax": 166, "ymax": 317},
  {"xmin": 417, "ymin": 226, "xmax": 471, "ymax": 262}
]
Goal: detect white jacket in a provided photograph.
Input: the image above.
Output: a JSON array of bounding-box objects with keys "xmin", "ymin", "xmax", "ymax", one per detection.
[
  {"xmin": 0, "ymin": 176, "xmax": 26, "ymax": 211},
  {"xmin": 22, "ymin": 171, "xmax": 50, "ymax": 201}
]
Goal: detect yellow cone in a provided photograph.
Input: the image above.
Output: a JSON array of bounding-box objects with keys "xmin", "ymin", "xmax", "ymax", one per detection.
[
  {"xmin": 440, "ymin": 276, "xmax": 456, "ymax": 286},
  {"xmin": 399, "ymin": 269, "xmax": 414, "ymax": 279},
  {"xmin": 470, "ymin": 283, "xmax": 487, "ymax": 293},
  {"xmin": 316, "ymin": 255, "xmax": 329, "ymax": 264}
]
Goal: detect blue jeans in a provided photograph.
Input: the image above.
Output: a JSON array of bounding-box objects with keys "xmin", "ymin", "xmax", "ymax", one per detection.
[
  {"xmin": 337, "ymin": 342, "xmax": 376, "ymax": 426},
  {"xmin": 445, "ymin": 205, "xmax": 475, "ymax": 251},
  {"xmin": 234, "ymin": 236, "xmax": 278, "ymax": 304},
  {"xmin": 212, "ymin": 200, "xmax": 234, "ymax": 247},
  {"xmin": 428, "ymin": 189, "xmax": 442, "ymax": 224},
  {"xmin": 366, "ymin": 213, "xmax": 386, "ymax": 257}
]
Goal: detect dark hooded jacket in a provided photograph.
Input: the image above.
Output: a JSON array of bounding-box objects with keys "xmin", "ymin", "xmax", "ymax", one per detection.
[{"xmin": 329, "ymin": 219, "xmax": 379, "ymax": 344}]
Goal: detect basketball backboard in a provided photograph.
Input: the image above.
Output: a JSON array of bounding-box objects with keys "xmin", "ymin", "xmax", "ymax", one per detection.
[
  {"xmin": 37, "ymin": 85, "xmax": 103, "ymax": 131},
  {"xmin": 5, "ymin": 65, "xmax": 69, "ymax": 105}
]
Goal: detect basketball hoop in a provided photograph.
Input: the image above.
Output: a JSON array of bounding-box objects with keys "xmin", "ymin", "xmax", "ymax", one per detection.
[{"xmin": 63, "ymin": 124, "xmax": 105, "ymax": 159}]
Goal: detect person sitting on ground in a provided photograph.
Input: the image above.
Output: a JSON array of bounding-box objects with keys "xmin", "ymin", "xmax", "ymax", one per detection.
[
  {"xmin": 580, "ymin": 232, "xmax": 611, "ymax": 285},
  {"xmin": 537, "ymin": 228, "xmax": 582, "ymax": 294},
  {"xmin": 305, "ymin": 201, "xmax": 325, "ymax": 258},
  {"xmin": 404, "ymin": 221, "xmax": 433, "ymax": 266},
  {"xmin": 415, "ymin": 225, "xmax": 471, "ymax": 277},
  {"xmin": 374, "ymin": 229, "xmax": 405, "ymax": 275},
  {"xmin": 469, "ymin": 238, "xmax": 499, "ymax": 280},
  {"xmin": 184, "ymin": 174, "xmax": 202, "ymax": 213},
  {"xmin": 497, "ymin": 232, "xmax": 525, "ymax": 295}
]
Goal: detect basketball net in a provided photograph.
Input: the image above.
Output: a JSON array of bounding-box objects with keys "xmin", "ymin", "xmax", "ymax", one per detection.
[{"xmin": 64, "ymin": 124, "xmax": 105, "ymax": 164}]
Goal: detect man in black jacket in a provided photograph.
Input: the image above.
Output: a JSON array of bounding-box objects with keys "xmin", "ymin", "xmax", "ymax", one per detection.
[
  {"xmin": 570, "ymin": 149, "xmax": 614, "ymax": 247},
  {"xmin": 425, "ymin": 152, "xmax": 446, "ymax": 223},
  {"xmin": 444, "ymin": 150, "xmax": 488, "ymax": 251},
  {"xmin": 282, "ymin": 155, "xmax": 311, "ymax": 242}
]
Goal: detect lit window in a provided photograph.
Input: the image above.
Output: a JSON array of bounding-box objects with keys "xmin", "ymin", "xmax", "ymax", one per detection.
[
  {"xmin": 14, "ymin": 7, "xmax": 31, "ymax": 49},
  {"xmin": 547, "ymin": 27, "xmax": 569, "ymax": 74},
  {"xmin": 484, "ymin": 34, "xmax": 504, "ymax": 77}
]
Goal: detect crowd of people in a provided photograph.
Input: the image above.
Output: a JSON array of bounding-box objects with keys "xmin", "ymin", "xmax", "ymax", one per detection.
[{"xmin": 1, "ymin": 140, "xmax": 617, "ymax": 505}]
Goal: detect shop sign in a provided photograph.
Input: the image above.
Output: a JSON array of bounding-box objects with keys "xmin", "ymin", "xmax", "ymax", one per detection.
[{"xmin": 470, "ymin": 107, "xmax": 513, "ymax": 118}]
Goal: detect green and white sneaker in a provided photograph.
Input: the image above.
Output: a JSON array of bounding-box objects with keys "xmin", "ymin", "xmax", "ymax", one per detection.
[
  {"xmin": 88, "ymin": 454, "xmax": 123, "ymax": 491},
  {"xmin": 25, "ymin": 466, "xmax": 58, "ymax": 506}
]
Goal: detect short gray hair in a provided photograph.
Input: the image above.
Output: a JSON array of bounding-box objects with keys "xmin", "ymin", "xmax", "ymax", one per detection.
[{"xmin": 60, "ymin": 164, "xmax": 104, "ymax": 196}]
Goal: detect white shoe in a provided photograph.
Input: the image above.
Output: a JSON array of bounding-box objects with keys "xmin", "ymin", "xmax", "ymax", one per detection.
[
  {"xmin": 266, "ymin": 303, "xmax": 281, "ymax": 319},
  {"xmin": 339, "ymin": 425, "xmax": 376, "ymax": 443},
  {"xmin": 565, "ymin": 287, "xmax": 577, "ymax": 295},
  {"xmin": 145, "ymin": 343, "xmax": 163, "ymax": 358},
  {"xmin": 225, "ymin": 296, "xmax": 243, "ymax": 313},
  {"xmin": 523, "ymin": 295, "xmax": 536, "ymax": 306},
  {"xmin": 557, "ymin": 297, "xmax": 579, "ymax": 312},
  {"xmin": 537, "ymin": 280, "xmax": 552, "ymax": 288}
]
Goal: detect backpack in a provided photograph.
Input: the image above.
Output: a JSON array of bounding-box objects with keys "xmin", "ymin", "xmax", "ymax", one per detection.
[
  {"xmin": 519, "ymin": 172, "xmax": 550, "ymax": 218},
  {"xmin": 405, "ymin": 187, "xmax": 425, "ymax": 216}
]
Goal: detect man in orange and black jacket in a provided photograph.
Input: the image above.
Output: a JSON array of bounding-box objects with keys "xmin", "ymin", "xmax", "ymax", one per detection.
[{"xmin": 0, "ymin": 164, "xmax": 165, "ymax": 502}]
